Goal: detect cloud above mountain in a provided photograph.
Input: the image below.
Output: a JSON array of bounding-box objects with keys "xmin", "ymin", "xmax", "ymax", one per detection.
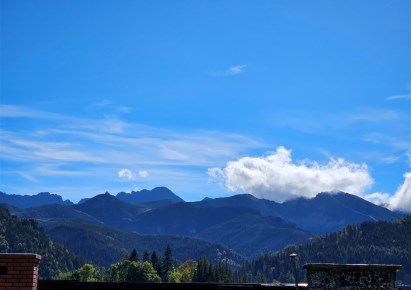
[
  {"xmin": 208, "ymin": 146, "xmax": 373, "ymax": 202},
  {"xmin": 389, "ymin": 172, "xmax": 411, "ymax": 213}
]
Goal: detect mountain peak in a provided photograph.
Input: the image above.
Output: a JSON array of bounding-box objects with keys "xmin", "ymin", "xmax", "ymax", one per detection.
[
  {"xmin": 117, "ymin": 186, "xmax": 184, "ymax": 204},
  {"xmin": 0, "ymin": 191, "xmax": 73, "ymax": 208}
]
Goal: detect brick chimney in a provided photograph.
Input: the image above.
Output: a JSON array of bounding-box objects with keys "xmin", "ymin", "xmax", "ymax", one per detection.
[{"xmin": 0, "ymin": 253, "xmax": 42, "ymax": 290}]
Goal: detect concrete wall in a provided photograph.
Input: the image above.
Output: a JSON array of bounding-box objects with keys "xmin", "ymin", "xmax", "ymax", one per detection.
[
  {"xmin": 0, "ymin": 253, "xmax": 42, "ymax": 290},
  {"xmin": 304, "ymin": 263, "xmax": 402, "ymax": 290}
]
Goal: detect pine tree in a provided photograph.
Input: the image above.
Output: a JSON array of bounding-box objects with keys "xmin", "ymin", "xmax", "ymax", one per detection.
[
  {"xmin": 143, "ymin": 250, "xmax": 150, "ymax": 262},
  {"xmin": 150, "ymin": 251, "xmax": 162, "ymax": 277},
  {"xmin": 162, "ymin": 244, "xmax": 174, "ymax": 281},
  {"xmin": 129, "ymin": 249, "xmax": 139, "ymax": 262}
]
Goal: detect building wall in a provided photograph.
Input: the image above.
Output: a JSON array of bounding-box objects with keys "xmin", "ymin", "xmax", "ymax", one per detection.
[{"xmin": 304, "ymin": 263, "xmax": 402, "ymax": 290}]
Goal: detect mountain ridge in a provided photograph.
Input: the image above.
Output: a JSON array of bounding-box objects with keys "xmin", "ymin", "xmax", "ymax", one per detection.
[
  {"xmin": 117, "ymin": 186, "xmax": 184, "ymax": 204},
  {"xmin": 0, "ymin": 191, "xmax": 73, "ymax": 209}
]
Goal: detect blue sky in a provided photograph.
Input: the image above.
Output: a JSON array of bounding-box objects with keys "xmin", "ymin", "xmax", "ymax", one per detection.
[{"xmin": 1, "ymin": 0, "xmax": 410, "ymax": 209}]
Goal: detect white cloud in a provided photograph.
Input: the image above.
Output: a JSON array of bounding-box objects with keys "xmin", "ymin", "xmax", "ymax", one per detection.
[
  {"xmin": 227, "ymin": 65, "xmax": 246, "ymax": 75},
  {"xmin": 208, "ymin": 146, "xmax": 373, "ymax": 202},
  {"xmin": 388, "ymin": 172, "xmax": 411, "ymax": 213},
  {"xmin": 0, "ymin": 104, "xmax": 68, "ymax": 120},
  {"xmin": 138, "ymin": 170, "xmax": 149, "ymax": 178},
  {"xmin": 118, "ymin": 168, "xmax": 134, "ymax": 180},
  {"xmin": 363, "ymin": 192, "xmax": 391, "ymax": 206},
  {"xmin": 118, "ymin": 169, "xmax": 149, "ymax": 180},
  {"xmin": 209, "ymin": 65, "xmax": 247, "ymax": 76}
]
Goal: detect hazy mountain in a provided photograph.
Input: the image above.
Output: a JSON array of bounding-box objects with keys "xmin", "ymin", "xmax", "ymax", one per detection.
[
  {"xmin": 195, "ymin": 213, "xmax": 310, "ymax": 257},
  {"xmin": 0, "ymin": 191, "xmax": 73, "ymax": 209},
  {"xmin": 116, "ymin": 186, "xmax": 185, "ymax": 204},
  {"xmin": 16, "ymin": 203, "xmax": 101, "ymax": 223},
  {"xmin": 276, "ymin": 192, "xmax": 402, "ymax": 234},
  {"xmin": 131, "ymin": 202, "xmax": 262, "ymax": 235},
  {"xmin": 129, "ymin": 201, "xmax": 310, "ymax": 257},
  {"xmin": 3, "ymin": 189, "xmax": 403, "ymax": 261},
  {"xmin": 72, "ymin": 193, "xmax": 150, "ymax": 230},
  {"xmin": 193, "ymin": 192, "xmax": 401, "ymax": 234}
]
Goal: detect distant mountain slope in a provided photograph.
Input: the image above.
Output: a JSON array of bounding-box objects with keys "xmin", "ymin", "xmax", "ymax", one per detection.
[
  {"xmin": 45, "ymin": 221, "xmax": 245, "ymax": 267},
  {"xmin": 240, "ymin": 215, "xmax": 411, "ymax": 284},
  {"xmin": 72, "ymin": 193, "xmax": 149, "ymax": 230},
  {"xmin": 130, "ymin": 201, "xmax": 310, "ymax": 258},
  {"xmin": 4, "ymin": 189, "xmax": 403, "ymax": 262},
  {"xmin": 132, "ymin": 202, "xmax": 262, "ymax": 235},
  {"xmin": 116, "ymin": 186, "xmax": 184, "ymax": 204},
  {"xmin": 0, "ymin": 206, "xmax": 83, "ymax": 279},
  {"xmin": 276, "ymin": 192, "xmax": 402, "ymax": 234},
  {"xmin": 12, "ymin": 204, "xmax": 245, "ymax": 267},
  {"xmin": 196, "ymin": 213, "xmax": 310, "ymax": 257},
  {"xmin": 0, "ymin": 191, "xmax": 73, "ymax": 209},
  {"xmin": 16, "ymin": 204, "xmax": 100, "ymax": 223},
  {"xmin": 193, "ymin": 192, "xmax": 401, "ymax": 234}
]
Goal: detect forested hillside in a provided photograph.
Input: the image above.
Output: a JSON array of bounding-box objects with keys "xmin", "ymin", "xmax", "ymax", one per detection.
[
  {"xmin": 0, "ymin": 206, "xmax": 84, "ymax": 279},
  {"xmin": 238, "ymin": 215, "xmax": 411, "ymax": 284}
]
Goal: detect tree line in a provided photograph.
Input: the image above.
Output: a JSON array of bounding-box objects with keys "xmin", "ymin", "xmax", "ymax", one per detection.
[{"xmin": 59, "ymin": 246, "xmax": 235, "ymax": 283}]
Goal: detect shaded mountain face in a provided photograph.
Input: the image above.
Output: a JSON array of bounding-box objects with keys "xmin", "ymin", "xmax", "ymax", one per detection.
[
  {"xmin": 275, "ymin": 192, "xmax": 402, "ymax": 234},
  {"xmin": 0, "ymin": 191, "xmax": 73, "ymax": 209},
  {"xmin": 116, "ymin": 186, "xmax": 184, "ymax": 204},
  {"xmin": 11, "ymin": 204, "xmax": 245, "ymax": 267},
  {"xmin": 44, "ymin": 221, "xmax": 245, "ymax": 267},
  {"xmin": 192, "ymin": 192, "xmax": 401, "ymax": 234},
  {"xmin": 72, "ymin": 193, "xmax": 150, "ymax": 230}
]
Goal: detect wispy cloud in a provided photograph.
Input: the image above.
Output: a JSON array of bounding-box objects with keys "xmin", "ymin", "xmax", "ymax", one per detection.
[
  {"xmin": 387, "ymin": 94, "xmax": 411, "ymax": 101},
  {"xmin": 138, "ymin": 170, "xmax": 149, "ymax": 178},
  {"xmin": 346, "ymin": 108, "xmax": 405, "ymax": 123},
  {"xmin": 0, "ymin": 105, "xmax": 268, "ymax": 191},
  {"xmin": 0, "ymin": 104, "xmax": 69, "ymax": 120},
  {"xmin": 209, "ymin": 64, "xmax": 247, "ymax": 77},
  {"xmin": 227, "ymin": 65, "xmax": 246, "ymax": 75}
]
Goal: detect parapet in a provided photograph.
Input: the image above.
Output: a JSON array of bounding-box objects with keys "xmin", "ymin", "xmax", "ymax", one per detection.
[{"xmin": 303, "ymin": 263, "xmax": 402, "ymax": 290}]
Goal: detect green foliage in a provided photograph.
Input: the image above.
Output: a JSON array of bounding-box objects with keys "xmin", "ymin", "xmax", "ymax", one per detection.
[
  {"xmin": 176, "ymin": 259, "xmax": 197, "ymax": 282},
  {"xmin": 0, "ymin": 206, "xmax": 83, "ymax": 279},
  {"xmin": 108, "ymin": 260, "xmax": 161, "ymax": 282},
  {"xmin": 193, "ymin": 257, "xmax": 234, "ymax": 283},
  {"xmin": 63, "ymin": 263, "xmax": 105, "ymax": 282}
]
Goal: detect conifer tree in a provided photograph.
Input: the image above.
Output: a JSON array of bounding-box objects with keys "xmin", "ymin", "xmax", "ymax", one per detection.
[
  {"xmin": 150, "ymin": 251, "xmax": 162, "ymax": 277},
  {"xmin": 143, "ymin": 250, "xmax": 150, "ymax": 262},
  {"xmin": 162, "ymin": 244, "xmax": 174, "ymax": 281},
  {"xmin": 129, "ymin": 249, "xmax": 139, "ymax": 262}
]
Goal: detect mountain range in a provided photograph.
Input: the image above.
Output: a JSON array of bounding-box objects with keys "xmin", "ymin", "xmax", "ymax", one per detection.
[
  {"xmin": 1, "ymin": 187, "xmax": 403, "ymax": 266},
  {"xmin": 0, "ymin": 191, "xmax": 73, "ymax": 208}
]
